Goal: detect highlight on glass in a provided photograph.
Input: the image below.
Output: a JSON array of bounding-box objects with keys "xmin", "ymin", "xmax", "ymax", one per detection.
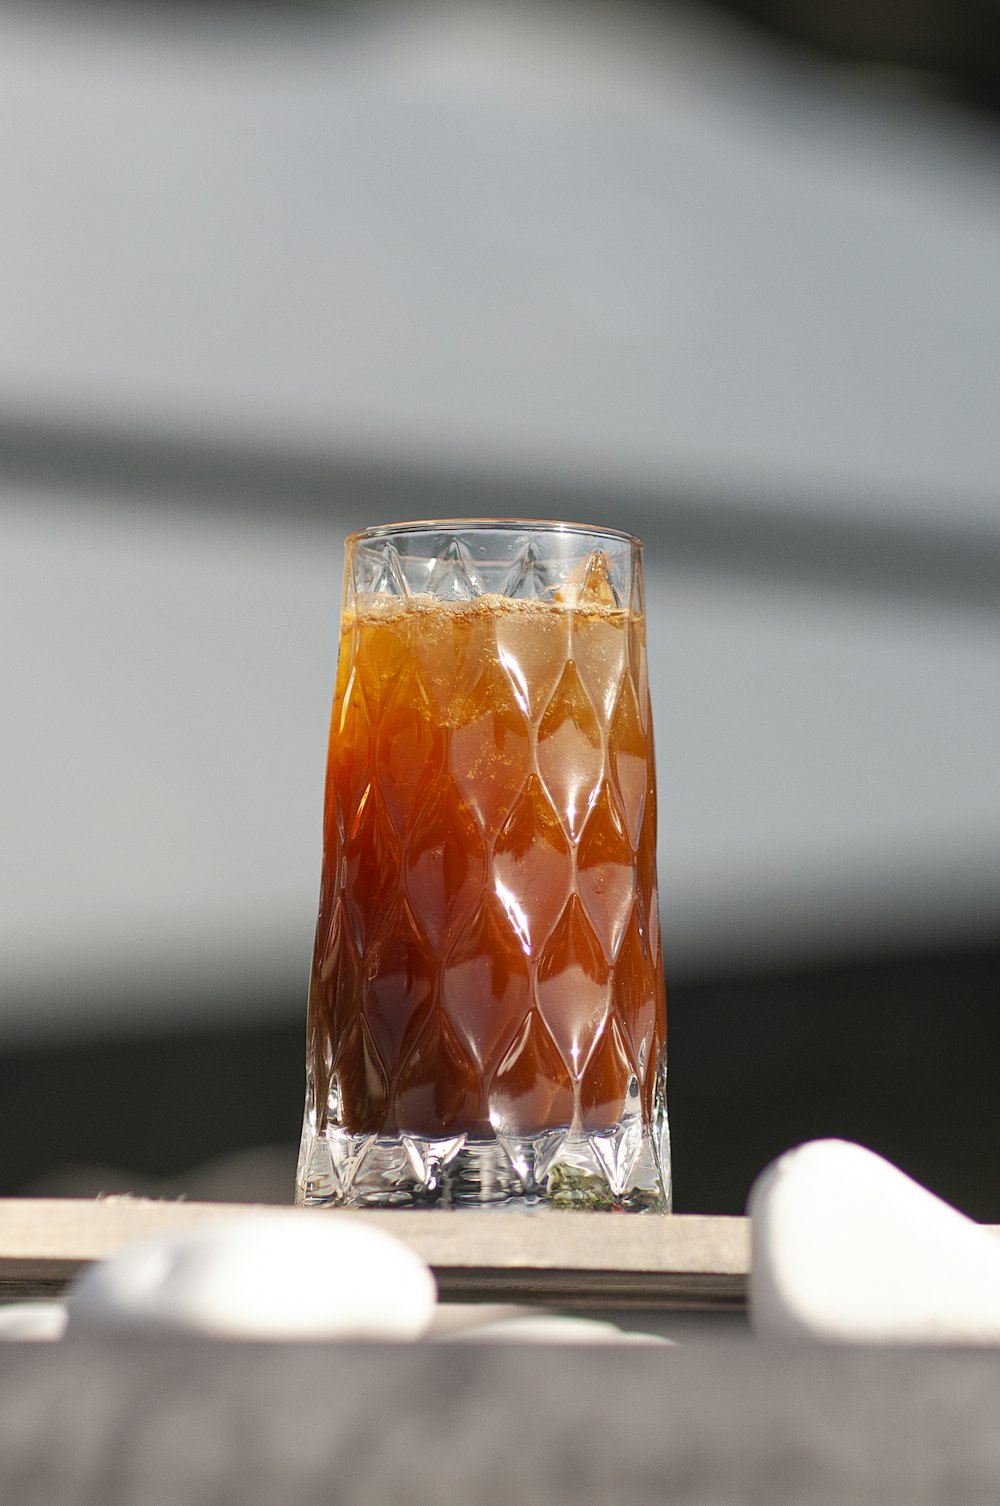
[{"xmin": 296, "ymin": 521, "xmax": 670, "ymax": 1211}]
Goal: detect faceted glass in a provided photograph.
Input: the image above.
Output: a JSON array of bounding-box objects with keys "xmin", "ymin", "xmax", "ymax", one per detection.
[{"xmin": 296, "ymin": 521, "xmax": 671, "ymax": 1210}]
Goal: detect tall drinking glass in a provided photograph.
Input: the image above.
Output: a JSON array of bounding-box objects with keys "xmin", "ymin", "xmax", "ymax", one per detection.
[{"xmin": 296, "ymin": 521, "xmax": 670, "ymax": 1211}]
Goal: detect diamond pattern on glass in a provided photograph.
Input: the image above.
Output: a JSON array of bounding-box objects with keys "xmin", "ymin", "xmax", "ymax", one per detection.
[
  {"xmin": 449, "ymin": 657, "xmax": 532, "ymax": 835},
  {"xmin": 342, "ymin": 783, "xmax": 399, "ymax": 952},
  {"xmin": 494, "ymin": 604, "xmax": 569, "ymax": 720},
  {"xmin": 577, "ymin": 548, "xmax": 622, "ymax": 608},
  {"xmin": 426, "ymin": 537, "xmax": 482, "ymax": 600},
  {"xmin": 300, "ymin": 525, "xmax": 668, "ymax": 1211},
  {"xmin": 372, "ymin": 669, "xmax": 444, "ymax": 839},
  {"xmin": 615, "ymin": 903, "xmax": 658, "ymax": 1079},
  {"xmin": 331, "ymin": 666, "xmax": 370, "ymax": 840},
  {"xmin": 492, "ymin": 775, "xmax": 571, "ymax": 956},
  {"xmin": 490, "ymin": 1011, "xmax": 575, "ymax": 1137},
  {"xmin": 331, "ymin": 1016, "xmax": 389, "ymax": 1136},
  {"xmin": 354, "ymin": 611, "xmax": 413, "ymax": 717},
  {"xmin": 403, "ymin": 779, "xmax": 487, "ymax": 952},
  {"xmin": 316, "ymin": 898, "xmax": 361, "ymax": 1057},
  {"xmin": 440, "ymin": 897, "xmax": 529, "ymax": 1074},
  {"xmin": 572, "ymin": 606, "xmax": 627, "ymax": 721},
  {"xmin": 410, "ymin": 605, "xmax": 485, "ymax": 714},
  {"xmin": 360, "ymin": 897, "xmax": 438, "ymax": 1079},
  {"xmin": 535, "ymin": 659, "xmax": 603, "ymax": 841},
  {"xmin": 576, "ymin": 783, "xmax": 636, "ymax": 963},
  {"xmin": 579, "ymin": 1014, "xmax": 633, "ymax": 1132},
  {"xmin": 394, "ymin": 1011, "xmax": 482, "ymax": 1137},
  {"xmin": 353, "ymin": 539, "xmax": 410, "ymax": 599},
  {"xmin": 609, "ymin": 673, "xmax": 648, "ymax": 849},
  {"xmin": 501, "ymin": 539, "xmax": 556, "ymax": 601},
  {"xmin": 536, "ymin": 896, "xmax": 612, "ymax": 1083}
]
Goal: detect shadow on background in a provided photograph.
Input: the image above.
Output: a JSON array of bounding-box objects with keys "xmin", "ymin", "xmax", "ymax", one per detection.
[{"xmin": 4, "ymin": 938, "xmax": 999, "ymax": 1219}]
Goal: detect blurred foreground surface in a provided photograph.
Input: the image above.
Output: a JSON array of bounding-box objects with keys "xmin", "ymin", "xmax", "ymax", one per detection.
[
  {"xmin": 5, "ymin": 1339, "xmax": 1000, "ymax": 1505},
  {"xmin": 1, "ymin": 0, "xmax": 998, "ymax": 1213}
]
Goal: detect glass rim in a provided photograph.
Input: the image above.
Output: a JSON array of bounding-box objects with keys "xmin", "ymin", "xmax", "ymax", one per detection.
[{"xmin": 346, "ymin": 518, "xmax": 643, "ymax": 550}]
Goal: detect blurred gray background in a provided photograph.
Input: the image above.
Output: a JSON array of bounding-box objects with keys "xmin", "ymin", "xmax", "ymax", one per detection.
[{"xmin": 2, "ymin": 0, "xmax": 999, "ymax": 1214}]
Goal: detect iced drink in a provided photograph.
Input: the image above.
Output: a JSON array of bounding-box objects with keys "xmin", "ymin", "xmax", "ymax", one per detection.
[{"xmin": 297, "ymin": 524, "xmax": 670, "ymax": 1210}]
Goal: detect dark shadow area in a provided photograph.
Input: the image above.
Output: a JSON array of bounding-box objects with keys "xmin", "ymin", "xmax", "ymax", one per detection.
[
  {"xmin": 0, "ymin": 1016, "xmax": 304, "ymax": 1203},
  {"xmin": 3, "ymin": 416, "xmax": 999, "ymax": 614},
  {"xmin": 668, "ymin": 939, "xmax": 1000, "ymax": 1218},
  {"xmin": 709, "ymin": 0, "xmax": 1000, "ymax": 113},
  {"xmin": 4, "ymin": 938, "xmax": 999, "ymax": 1218}
]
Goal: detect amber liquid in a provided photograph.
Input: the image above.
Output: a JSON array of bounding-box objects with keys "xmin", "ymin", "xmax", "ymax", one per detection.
[{"xmin": 307, "ymin": 592, "xmax": 664, "ymax": 1142}]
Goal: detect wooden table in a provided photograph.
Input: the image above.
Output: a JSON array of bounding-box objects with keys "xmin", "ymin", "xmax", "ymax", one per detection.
[{"xmin": 0, "ymin": 1198, "xmax": 749, "ymax": 1307}]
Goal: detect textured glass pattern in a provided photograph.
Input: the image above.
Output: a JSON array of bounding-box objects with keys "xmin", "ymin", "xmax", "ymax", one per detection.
[{"xmin": 297, "ymin": 524, "xmax": 670, "ymax": 1210}]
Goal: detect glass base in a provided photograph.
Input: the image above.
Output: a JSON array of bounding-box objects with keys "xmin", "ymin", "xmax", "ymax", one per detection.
[{"xmin": 295, "ymin": 1118, "xmax": 671, "ymax": 1212}]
